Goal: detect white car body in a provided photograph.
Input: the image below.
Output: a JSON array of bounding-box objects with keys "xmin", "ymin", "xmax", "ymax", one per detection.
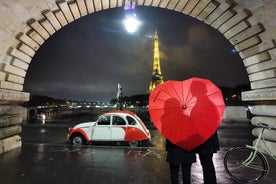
[{"xmin": 68, "ymin": 110, "xmax": 151, "ymax": 147}]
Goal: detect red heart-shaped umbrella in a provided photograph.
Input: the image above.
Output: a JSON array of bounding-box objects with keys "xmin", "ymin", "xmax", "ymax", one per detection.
[{"xmin": 148, "ymin": 77, "xmax": 225, "ymax": 151}]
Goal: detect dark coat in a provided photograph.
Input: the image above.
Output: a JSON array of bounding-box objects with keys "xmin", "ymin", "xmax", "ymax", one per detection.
[
  {"xmin": 166, "ymin": 139, "xmax": 196, "ymax": 165},
  {"xmin": 193, "ymin": 131, "xmax": 220, "ymax": 154}
]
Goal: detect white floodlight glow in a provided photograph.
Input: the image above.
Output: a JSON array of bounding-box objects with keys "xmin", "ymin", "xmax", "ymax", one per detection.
[
  {"xmin": 123, "ymin": 0, "xmax": 140, "ymax": 33},
  {"xmin": 124, "ymin": 15, "xmax": 140, "ymax": 33}
]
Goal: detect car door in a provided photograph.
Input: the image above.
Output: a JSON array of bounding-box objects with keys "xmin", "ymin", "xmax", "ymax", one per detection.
[
  {"xmin": 91, "ymin": 115, "xmax": 111, "ymax": 141},
  {"xmin": 110, "ymin": 115, "xmax": 127, "ymax": 141}
]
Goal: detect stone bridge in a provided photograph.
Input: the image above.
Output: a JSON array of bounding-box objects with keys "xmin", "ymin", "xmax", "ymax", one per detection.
[{"xmin": 1, "ymin": 0, "xmax": 276, "ymax": 155}]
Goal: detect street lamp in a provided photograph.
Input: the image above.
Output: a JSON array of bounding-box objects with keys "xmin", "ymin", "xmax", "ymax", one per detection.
[
  {"xmin": 123, "ymin": 0, "xmax": 140, "ymax": 33},
  {"xmin": 124, "ymin": 15, "xmax": 140, "ymax": 33}
]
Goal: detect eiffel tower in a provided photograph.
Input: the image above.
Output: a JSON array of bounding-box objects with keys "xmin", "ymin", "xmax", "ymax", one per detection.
[{"xmin": 148, "ymin": 30, "xmax": 164, "ymax": 93}]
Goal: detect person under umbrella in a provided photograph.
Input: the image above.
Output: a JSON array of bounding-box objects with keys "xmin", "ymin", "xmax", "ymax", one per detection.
[
  {"xmin": 190, "ymin": 80, "xmax": 220, "ymax": 184},
  {"xmin": 164, "ymin": 93, "xmax": 219, "ymax": 184},
  {"xmin": 149, "ymin": 77, "xmax": 225, "ymax": 184},
  {"xmin": 164, "ymin": 98, "xmax": 196, "ymax": 184}
]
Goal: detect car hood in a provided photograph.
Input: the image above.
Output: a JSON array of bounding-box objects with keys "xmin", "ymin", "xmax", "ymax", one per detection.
[{"xmin": 73, "ymin": 122, "xmax": 96, "ymax": 129}]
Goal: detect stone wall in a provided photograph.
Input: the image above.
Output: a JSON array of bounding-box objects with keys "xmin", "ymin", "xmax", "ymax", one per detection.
[
  {"xmin": 0, "ymin": 90, "xmax": 29, "ymax": 154},
  {"xmin": 250, "ymin": 105, "xmax": 276, "ymax": 156},
  {"xmin": 223, "ymin": 106, "xmax": 249, "ymax": 121},
  {"xmin": 0, "ymin": 0, "xmax": 276, "ymax": 154}
]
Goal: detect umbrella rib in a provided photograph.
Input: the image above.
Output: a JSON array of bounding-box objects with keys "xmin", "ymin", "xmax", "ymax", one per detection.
[
  {"xmin": 191, "ymin": 117, "xmax": 214, "ymax": 136},
  {"xmin": 176, "ymin": 114, "xmax": 187, "ymax": 144},
  {"xmin": 173, "ymin": 113, "xmax": 184, "ymax": 141},
  {"xmin": 159, "ymin": 88, "xmax": 179, "ymax": 103},
  {"xmin": 166, "ymin": 109, "xmax": 191, "ymax": 146},
  {"xmin": 183, "ymin": 79, "xmax": 194, "ymax": 106},
  {"xmin": 169, "ymin": 81, "xmax": 183, "ymax": 104},
  {"xmin": 160, "ymin": 109, "xmax": 181, "ymax": 132},
  {"xmin": 189, "ymin": 117, "xmax": 209, "ymax": 144},
  {"xmin": 182, "ymin": 80, "xmax": 188, "ymax": 105},
  {"xmin": 187, "ymin": 93, "xmax": 224, "ymax": 108},
  {"xmin": 164, "ymin": 109, "xmax": 188, "ymax": 137},
  {"xmin": 191, "ymin": 107, "xmax": 222, "ymax": 134},
  {"xmin": 167, "ymin": 111, "xmax": 184, "ymax": 143},
  {"xmin": 196, "ymin": 91, "xmax": 221, "ymax": 103},
  {"xmin": 192, "ymin": 107, "xmax": 220, "ymax": 120}
]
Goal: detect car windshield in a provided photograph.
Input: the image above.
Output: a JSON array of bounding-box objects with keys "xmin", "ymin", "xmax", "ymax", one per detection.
[{"xmin": 126, "ymin": 116, "xmax": 137, "ymax": 125}]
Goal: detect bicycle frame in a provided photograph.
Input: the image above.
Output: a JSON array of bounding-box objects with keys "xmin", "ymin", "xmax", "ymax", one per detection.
[
  {"xmin": 243, "ymin": 128, "xmax": 269, "ymax": 172},
  {"xmin": 224, "ymin": 122, "xmax": 274, "ymax": 183}
]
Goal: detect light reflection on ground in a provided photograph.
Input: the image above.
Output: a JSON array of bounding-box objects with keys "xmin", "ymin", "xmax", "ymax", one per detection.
[{"xmin": 3, "ymin": 123, "xmax": 274, "ymax": 183}]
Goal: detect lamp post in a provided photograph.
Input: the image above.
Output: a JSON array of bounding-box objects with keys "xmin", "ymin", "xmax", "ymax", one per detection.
[{"xmin": 123, "ymin": 0, "xmax": 140, "ymax": 33}]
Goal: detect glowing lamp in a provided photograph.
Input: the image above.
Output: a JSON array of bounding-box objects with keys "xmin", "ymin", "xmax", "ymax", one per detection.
[
  {"xmin": 123, "ymin": 15, "xmax": 140, "ymax": 33},
  {"xmin": 123, "ymin": 0, "xmax": 140, "ymax": 33}
]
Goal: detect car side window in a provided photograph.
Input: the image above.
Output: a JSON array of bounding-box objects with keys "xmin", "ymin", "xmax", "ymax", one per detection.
[
  {"xmin": 126, "ymin": 116, "xmax": 137, "ymax": 125},
  {"xmin": 112, "ymin": 116, "xmax": 126, "ymax": 126},
  {"xmin": 97, "ymin": 115, "xmax": 110, "ymax": 125}
]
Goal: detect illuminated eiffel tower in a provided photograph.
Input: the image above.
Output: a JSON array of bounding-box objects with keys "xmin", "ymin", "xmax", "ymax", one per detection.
[{"xmin": 148, "ymin": 30, "xmax": 164, "ymax": 93}]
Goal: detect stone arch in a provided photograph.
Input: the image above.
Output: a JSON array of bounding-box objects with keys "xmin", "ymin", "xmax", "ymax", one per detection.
[{"xmin": 1, "ymin": 0, "xmax": 276, "ymax": 155}]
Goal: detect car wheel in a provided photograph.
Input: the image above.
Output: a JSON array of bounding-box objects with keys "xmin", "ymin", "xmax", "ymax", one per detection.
[
  {"xmin": 72, "ymin": 135, "xmax": 84, "ymax": 146},
  {"xmin": 128, "ymin": 140, "xmax": 139, "ymax": 147}
]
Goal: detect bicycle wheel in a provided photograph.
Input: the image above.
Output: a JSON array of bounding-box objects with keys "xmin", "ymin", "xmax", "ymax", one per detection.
[{"xmin": 224, "ymin": 147, "xmax": 269, "ymax": 183}]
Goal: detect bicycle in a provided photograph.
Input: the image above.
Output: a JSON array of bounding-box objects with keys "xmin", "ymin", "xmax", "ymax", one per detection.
[{"xmin": 224, "ymin": 122, "xmax": 276, "ymax": 183}]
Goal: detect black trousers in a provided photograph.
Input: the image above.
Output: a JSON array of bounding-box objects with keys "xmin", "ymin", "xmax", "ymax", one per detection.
[
  {"xmin": 198, "ymin": 153, "xmax": 217, "ymax": 184},
  {"xmin": 169, "ymin": 163, "xmax": 192, "ymax": 184}
]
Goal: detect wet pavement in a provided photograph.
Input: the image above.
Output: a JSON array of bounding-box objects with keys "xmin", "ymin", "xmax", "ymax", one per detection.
[{"xmin": 0, "ymin": 122, "xmax": 276, "ymax": 184}]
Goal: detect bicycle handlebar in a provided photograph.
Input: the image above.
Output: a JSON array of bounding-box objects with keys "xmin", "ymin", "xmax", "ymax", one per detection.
[{"xmin": 256, "ymin": 122, "xmax": 276, "ymax": 130}]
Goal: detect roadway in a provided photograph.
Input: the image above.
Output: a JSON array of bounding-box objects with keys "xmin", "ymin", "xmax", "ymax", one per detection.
[{"xmin": 0, "ymin": 121, "xmax": 275, "ymax": 184}]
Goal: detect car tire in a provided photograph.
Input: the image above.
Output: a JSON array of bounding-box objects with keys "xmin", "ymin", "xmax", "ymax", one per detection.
[
  {"xmin": 128, "ymin": 140, "xmax": 139, "ymax": 147},
  {"xmin": 72, "ymin": 135, "xmax": 84, "ymax": 146}
]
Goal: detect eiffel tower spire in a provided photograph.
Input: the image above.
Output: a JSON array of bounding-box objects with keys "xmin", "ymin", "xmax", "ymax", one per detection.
[{"xmin": 148, "ymin": 29, "xmax": 164, "ymax": 93}]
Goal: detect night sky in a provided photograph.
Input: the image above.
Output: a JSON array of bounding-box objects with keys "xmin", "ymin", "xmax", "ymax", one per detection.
[{"xmin": 23, "ymin": 7, "xmax": 249, "ymax": 102}]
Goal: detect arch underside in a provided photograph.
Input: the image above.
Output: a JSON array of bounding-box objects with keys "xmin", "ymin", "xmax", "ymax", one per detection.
[
  {"xmin": 3, "ymin": 0, "xmax": 276, "ymax": 103},
  {"xmin": 1, "ymin": 0, "xmax": 276, "ymax": 155}
]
